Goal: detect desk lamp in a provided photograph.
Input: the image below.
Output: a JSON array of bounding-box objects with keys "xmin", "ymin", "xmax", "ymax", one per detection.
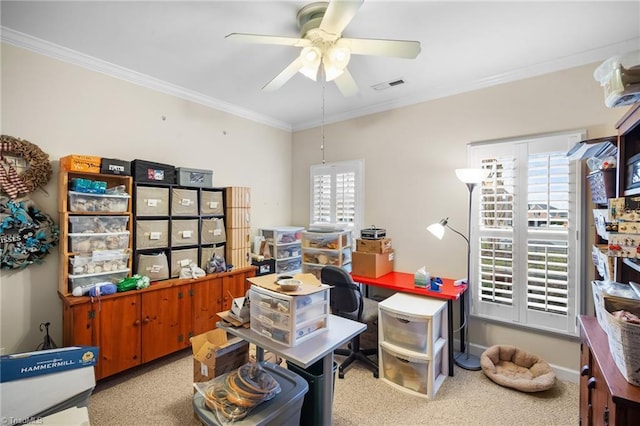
[{"xmin": 427, "ymin": 167, "xmax": 488, "ymax": 371}]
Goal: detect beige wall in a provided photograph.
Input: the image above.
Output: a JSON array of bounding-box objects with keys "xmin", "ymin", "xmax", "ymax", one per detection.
[
  {"xmin": 0, "ymin": 43, "xmax": 293, "ymax": 354},
  {"xmin": 1, "ymin": 41, "xmax": 628, "ymax": 380},
  {"xmin": 292, "ymin": 63, "xmax": 626, "ymax": 380}
]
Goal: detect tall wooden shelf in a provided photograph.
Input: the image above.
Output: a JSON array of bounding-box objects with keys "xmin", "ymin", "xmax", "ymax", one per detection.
[{"xmin": 57, "ymin": 170, "xmax": 133, "ymax": 296}]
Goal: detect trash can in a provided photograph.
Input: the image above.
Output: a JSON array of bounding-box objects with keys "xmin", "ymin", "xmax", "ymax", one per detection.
[{"xmin": 286, "ymin": 359, "xmax": 338, "ymax": 426}]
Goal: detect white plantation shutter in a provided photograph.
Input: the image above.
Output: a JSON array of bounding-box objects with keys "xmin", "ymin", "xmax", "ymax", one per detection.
[
  {"xmin": 470, "ymin": 131, "xmax": 584, "ymax": 336},
  {"xmin": 310, "ymin": 160, "xmax": 364, "ymax": 232}
]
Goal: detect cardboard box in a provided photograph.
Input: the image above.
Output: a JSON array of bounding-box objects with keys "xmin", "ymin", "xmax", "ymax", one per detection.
[
  {"xmin": 60, "ymin": 155, "xmax": 102, "ymax": 173},
  {"xmin": 0, "ymin": 346, "xmax": 98, "ymax": 383},
  {"xmin": 356, "ymin": 238, "xmax": 392, "ymax": 254},
  {"xmin": 190, "ymin": 329, "xmax": 249, "ymax": 383},
  {"xmin": 352, "ymin": 250, "xmax": 395, "ymax": 278}
]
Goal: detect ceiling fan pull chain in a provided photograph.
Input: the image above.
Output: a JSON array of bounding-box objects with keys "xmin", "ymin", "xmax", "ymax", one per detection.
[{"xmin": 321, "ymin": 82, "xmax": 326, "ymax": 164}]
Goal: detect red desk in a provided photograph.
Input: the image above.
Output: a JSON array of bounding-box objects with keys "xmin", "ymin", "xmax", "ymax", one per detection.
[{"xmin": 351, "ymin": 271, "xmax": 468, "ymax": 377}]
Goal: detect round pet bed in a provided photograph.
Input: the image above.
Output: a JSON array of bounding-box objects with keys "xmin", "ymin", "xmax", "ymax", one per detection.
[{"xmin": 480, "ymin": 345, "xmax": 555, "ymax": 392}]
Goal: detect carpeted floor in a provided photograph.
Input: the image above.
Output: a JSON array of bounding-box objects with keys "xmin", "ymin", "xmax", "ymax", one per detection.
[{"xmin": 88, "ymin": 335, "xmax": 579, "ymax": 426}]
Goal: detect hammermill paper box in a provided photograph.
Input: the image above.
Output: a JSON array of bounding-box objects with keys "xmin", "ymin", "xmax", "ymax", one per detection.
[{"xmin": 190, "ymin": 329, "xmax": 249, "ymax": 383}]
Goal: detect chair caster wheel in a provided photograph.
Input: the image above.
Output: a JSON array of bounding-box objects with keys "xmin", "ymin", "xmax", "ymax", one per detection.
[
  {"xmin": 373, "ymin": 372, "xmax": 379, "ymax": 378},
  {"xmin": 339, "ymin": 371, "xmax": 345, "ymax": 379}
]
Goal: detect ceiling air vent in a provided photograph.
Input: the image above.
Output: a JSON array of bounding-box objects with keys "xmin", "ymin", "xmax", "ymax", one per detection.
[{"xmin": 371, "ymin": 79, "xmax": 406, "ymax": 91}]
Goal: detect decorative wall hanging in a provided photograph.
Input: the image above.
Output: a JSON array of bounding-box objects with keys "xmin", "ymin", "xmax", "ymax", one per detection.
[{"xmin": 0, "ymin": 135, "xmax": 58, "ymax": 269}]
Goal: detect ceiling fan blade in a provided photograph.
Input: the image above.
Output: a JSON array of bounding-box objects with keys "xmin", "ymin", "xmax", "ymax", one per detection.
[
  {"xmin": 334, "ymin": 68, "xmax": 359, "ymax": 97},
  {"xmin": 226, "ymin": 33, "xmax": 311, "ymax": 48},
  {"xmin": 338, "ymin": 37, "xmax": 421, "ymax": 59},
  {"xmin": 320, "ymin": 0, "xmax": 364, "ymax": 36},
  {"xmin": 262, "ymin": 56, "xmax": 304, "ymax": 91}
]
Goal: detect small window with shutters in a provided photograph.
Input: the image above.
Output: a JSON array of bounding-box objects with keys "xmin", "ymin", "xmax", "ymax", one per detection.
[
  {"xmin": 310, "ymin": 160, "xmax": 364, "ymax": 235},
  {"xmin": 469, "ymin": 131, "xmax": 584, "ymax": 336}
]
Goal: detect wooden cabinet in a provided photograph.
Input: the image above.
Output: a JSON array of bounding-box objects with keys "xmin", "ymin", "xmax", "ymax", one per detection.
[
  {"xmin": 579, "ymin": 316, "xmax": 640, "ymax": 426},
  {"xmin": 615, "ymin": 103, "xmax": 640, "ymax": 283},
  {"xmin": 59, "ymin": 266, "xmax": 255, "ymax": 380}
]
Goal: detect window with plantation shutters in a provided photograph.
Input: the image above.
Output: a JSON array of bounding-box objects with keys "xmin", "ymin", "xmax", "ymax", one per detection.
[
  {"xmin": 310, "ymin": 160, "xmax": 364, "ymax": 233},
  {"xmin": 469, "ymin": 131, "xmax": 585, "ymax": 336}
]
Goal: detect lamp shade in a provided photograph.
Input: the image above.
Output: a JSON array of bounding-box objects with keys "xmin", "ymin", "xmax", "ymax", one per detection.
[
  {"xmin": 427, "ymin": 218, "xmax": 447, "ymax": 240},
  {"xmin": 455, "ymin": 168, "xmax": 488, "ymax": 184},
  {"xmin": 299, "ymin": 47, "xmax": 321, "ymax": 81}
]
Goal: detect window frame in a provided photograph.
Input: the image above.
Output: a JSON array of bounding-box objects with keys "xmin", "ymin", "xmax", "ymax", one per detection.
[
  {"xmin": 468, "ymin": 130, "xmax": 586, "ymax": 337},
  {"xmin": 309, "ymin": 159, "xmax": 364, "ymax": 234}
]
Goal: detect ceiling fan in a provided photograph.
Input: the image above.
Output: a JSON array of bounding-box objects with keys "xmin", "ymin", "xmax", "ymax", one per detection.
[{"xmin": 226, "ymin": 0, "xmax": 421, "ymax": 97}]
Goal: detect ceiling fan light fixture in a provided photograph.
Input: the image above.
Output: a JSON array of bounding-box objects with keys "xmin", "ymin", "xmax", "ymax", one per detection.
[
  {"xmin": 299, "ymin": 46, "xmax": 321, "ymax": 81},
  {"xmin": 323, "ymin": 62, "xmax": 344, "ymax": 82}
]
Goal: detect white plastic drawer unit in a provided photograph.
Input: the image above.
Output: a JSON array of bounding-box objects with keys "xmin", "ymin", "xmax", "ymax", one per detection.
[
  {"xmin": 249, "ymin": 285, "xmax": 329, "ymax": 347},
  {"xmin": 378, "ymin": 292, "xmax": 447, "ymax": 354},
  {"xmin": 261, "ymin": 227, "xmax": 304, "ymax": 244},
  {"xmin": 380, "ymin": 342, "xmax": 446, "ymax": 399}
]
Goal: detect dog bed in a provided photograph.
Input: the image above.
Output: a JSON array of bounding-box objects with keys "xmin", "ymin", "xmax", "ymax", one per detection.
[{"xmin": 480, "ymin": 345, "xmax": 555, "ymax": 392}]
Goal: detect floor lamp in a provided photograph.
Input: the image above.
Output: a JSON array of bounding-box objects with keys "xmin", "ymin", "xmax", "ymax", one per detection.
[{"xmin": 427, "ymin": 168, "xmax": 488, "ymax": 371}]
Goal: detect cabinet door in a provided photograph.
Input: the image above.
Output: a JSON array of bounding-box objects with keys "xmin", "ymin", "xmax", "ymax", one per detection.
[
  {"xmin": 221, "ymin": 272, "xmax": 250, "ymax": 312},
  {"xmin": 579, "ymin": 342, "xmax": 592, "ymax": 426},
  {"xmin": 141, "ymin": 286, "xmax": 191, "ymax": 363},
  {"xmin": 96, "ymin": 294, "xmax": 142, "ymax": 379},
  {"xmin": 192, "ymin": 277, "xmax": 223, "ymax": 335},
  {"xmin": 62, "ymin": 302, "xmax": 95, "ymax": 347},
  {"xmin": 591, "ymin": 358, "xmax": 616, "ymax": 426}
]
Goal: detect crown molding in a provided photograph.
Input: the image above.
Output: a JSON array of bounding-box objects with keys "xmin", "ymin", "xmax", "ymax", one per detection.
[
  {"xmin": 292, "ymin": 37, "xmax": 640, "ymax": 131},
  {"xmin": 1, "ymin": 27, "xmax": 292, "ymax": 132}
]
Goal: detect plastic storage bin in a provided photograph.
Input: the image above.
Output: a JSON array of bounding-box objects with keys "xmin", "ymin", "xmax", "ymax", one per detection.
[
  {"xmin": 380, "ymin": 342, "xmax": 445, "ymax": 399},
  {"xmin": 69, "ymin": 232, "xmax": 130, "ymax": 253},
  {"xmin": 249, "ymin": 285, "xmax": 329, "ymax": 347},
  {"xmin": 68, "ymin": 216, "xmax": 129, "ymax": 233},
  {"xmin": 261, "ymin": 227, "xmax": 303, "ymax": 244},
  {"xmin": 193, "ymin": 362, "xmax": 308, "ymax": 426},
  {"xmin": 68, "ymin": 191, "xmax": 129, "ymax": 213},
  {"xmin": 69, "ymin": 251, "xmax": 130, "ymax": 275},
  {"xmin": 68, "ymin": 269, "xmax": 129, "ymax": 293},
  {"xmin": 379, "ymin": 306, "xmax": 443, "ymax": 353}
]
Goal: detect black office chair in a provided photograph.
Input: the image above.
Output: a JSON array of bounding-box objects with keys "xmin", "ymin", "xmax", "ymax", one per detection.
[{"xmin": 320, "ymin": 265, "xmax": 379, "ymax": 378}]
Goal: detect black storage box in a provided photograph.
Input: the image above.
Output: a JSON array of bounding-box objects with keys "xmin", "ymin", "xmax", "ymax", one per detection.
[
  {"xmin": 132, "ymin": 159, "xmax": 176, "ymax": 184},
  {"xmin": 100, "ymin": 158, "xmax": 131, "ymax": 175},
  {"xmin": 361, "ymin": 227, "xmax": 386, "ymax": 240},
  {"xmin": 252, "ymin": 259, "xmax": 276, "ymax": 276}
]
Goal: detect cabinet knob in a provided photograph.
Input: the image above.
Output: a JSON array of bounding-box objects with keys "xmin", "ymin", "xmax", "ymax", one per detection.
[
  {"xmin": 143, "ymin": 316, "xmax": 150, "ymax": 324},
  {"xmin": 587, "ymin": 377, "xmax": 596, "ymax": 389},
  {"xmin": 580, "ymin": 365, "xmax": 590, "ymax": 376},
  {"xmin": 133, "ymin": 320, "xmax": 140, "ymax": 326}
]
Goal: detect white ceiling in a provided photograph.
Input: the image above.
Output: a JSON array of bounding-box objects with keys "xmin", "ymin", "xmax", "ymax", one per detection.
[{"xmin": 2, "ymin": 1, "xmax": 639, "ymax": 131}]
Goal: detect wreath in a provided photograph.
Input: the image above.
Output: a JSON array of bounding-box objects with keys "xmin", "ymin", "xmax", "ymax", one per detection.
[
  {"xmin": 0, "ymin": 135, "xmax": 52, "ymax": 199},
  {"xmin": 0, "ymin": 135, "xmax": 58, "ymax": 269}
]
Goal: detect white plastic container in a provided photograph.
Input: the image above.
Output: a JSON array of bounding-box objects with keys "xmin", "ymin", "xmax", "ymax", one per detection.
[
  {"xmin": 68, "ymin": 191, "xmax": 130, "ymax": 213},
  {"xmin": 249, "ymin": 284, "xmax": 329, "ymax": 347},
  {"xmin": 594, "ymin": 50, "xmax": 640, "ymax": 108},
  {"xmin": 68, "ymin": 269, "xmax": 129, "ymax": 293},
  {"xmin": 68, "ymin": 216, "xmax": 129, "ymax": 233},
  {"xmin": 69, "ymin": 250, "xmax": 130, "ymax": 275},
  {"xmin": 380, "ymin": 341, "xmax": 445, "ymax": 399},
  {"xmin": 69, "ymin": 231, "xmax": 130, "ymax": 253}
]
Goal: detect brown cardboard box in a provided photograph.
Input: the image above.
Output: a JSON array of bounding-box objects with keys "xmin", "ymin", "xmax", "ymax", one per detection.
[
  {"xmin": 190, "ymin": 329, "xmax": 249, "ymax": 383},
  {"xmin": 356, "ymin": 238, "xmax": 392, "ymax": 254},
  {"xmin": 352, "ymin": 250, "xmax": 395, "ymax": 278}
]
